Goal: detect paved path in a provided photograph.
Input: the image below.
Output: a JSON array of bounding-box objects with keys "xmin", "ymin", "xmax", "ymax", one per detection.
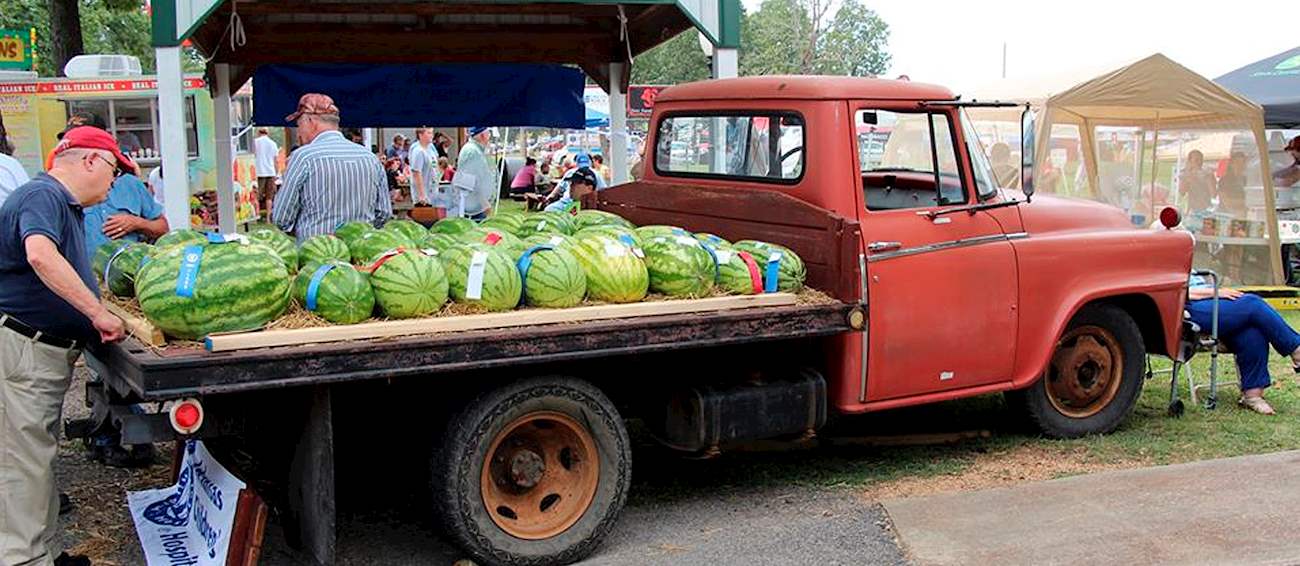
[{"xmin": 883, "ymin": 450, "xmax": 1300, "ymax": 566}]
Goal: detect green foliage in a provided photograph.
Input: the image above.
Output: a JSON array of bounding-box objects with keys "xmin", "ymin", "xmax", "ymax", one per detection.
[
  {"xmin": 813, "ymin": 0, "xmax": 891, "ymax": 77},
  {"xmin": 0, "ymin": 0, "xmax": 204, "ymax": 76},
  {"xmin": 630, "ymin": 30, "xmax": 711, "ymax": 85}
]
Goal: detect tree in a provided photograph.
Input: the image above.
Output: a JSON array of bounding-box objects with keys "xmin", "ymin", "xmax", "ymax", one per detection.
[
  {"xmin": 630, "ymin": 30, "xmax": 712, "ymax": 85},
  {"xmin": 0, "ymin": 0, "xmax": 194, "ymax": 76},
  {"xmin": 814, "ymin": 0, "xmax": 890, "ymax": 77},
  {"xmin": 47, "ymin": 0, "xmax": 84, "ymax": 75}
]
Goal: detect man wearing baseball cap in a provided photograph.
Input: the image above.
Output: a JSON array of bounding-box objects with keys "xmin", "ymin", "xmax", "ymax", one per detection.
[
  {"xmin": 452, "ymin": 126, "xmax": 496, "ymax": 219},
  {"xmin": 0, "ymin": 126, "xmax": 128, "ymax": 566},
  {"xmin": 273, "ymin": 93, "xmax": 391, "ymax": 242}
]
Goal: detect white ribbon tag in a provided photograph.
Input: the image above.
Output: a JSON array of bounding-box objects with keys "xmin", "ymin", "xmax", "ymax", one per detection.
[
  {"xmin": 769, "ymin": 251, "xmax": 783, "ymax": 263},
  {"xmin": 716, "ymin": 249, "xmax": 734, "ymax": 264},
  {"xmin": 676, "ymin": 236, "xmax": 698, "ymax": 247},
  {"xmin": 604, "ymin": 243, "xmax": 627, "ymax": 257},
  {"xmin": 549, "ymin": 236, "xmax": 565, "ymax": 246},
  {"xmin": 466, "ymin": 251, "xmax": 489, "ymax": 300}
]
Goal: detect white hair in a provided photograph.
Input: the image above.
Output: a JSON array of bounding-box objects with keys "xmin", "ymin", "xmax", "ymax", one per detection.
[{"xmin": 53, "ymin": 147, "xmax": 114, "ymax": 165}]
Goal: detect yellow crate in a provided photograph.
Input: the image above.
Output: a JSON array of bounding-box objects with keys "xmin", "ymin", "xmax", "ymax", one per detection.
[{"xmin": 1234, "ymin": 286, "xmax": 1300, "ymax": 311}]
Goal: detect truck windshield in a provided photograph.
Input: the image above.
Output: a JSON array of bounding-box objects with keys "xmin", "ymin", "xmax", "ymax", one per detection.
[
  {"xmin": 857, "ymin": 109, "xmax": 966, "ymax": 210},
  {"xmin": 653, "ymin": 113, "xmax": 805, "ymax": 183}
]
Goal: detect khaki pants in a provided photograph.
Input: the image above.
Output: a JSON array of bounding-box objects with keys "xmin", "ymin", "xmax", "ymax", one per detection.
[{"xmin": 0, "ymin": 326, "xmax": 80, "ymax": 566}]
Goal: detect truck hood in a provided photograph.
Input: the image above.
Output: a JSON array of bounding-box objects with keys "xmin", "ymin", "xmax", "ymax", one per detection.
[{"xmin": 1015, "ymin": 193, "xmax": 1136, "ymax": 234}]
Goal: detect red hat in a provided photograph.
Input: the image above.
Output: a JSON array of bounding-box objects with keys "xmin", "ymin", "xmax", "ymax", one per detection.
[
  {"xmin": 285, "ymin": 93, "xmax": 340, "ymax": 122},
  {"xmin": 52, "ymin": 126, "xmax": 137, "ymax": 174}
]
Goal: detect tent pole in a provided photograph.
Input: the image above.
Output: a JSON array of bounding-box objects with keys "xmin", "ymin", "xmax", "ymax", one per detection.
[
  {"xmin": 1254, "ymin": 119, "xmax": 1286, "ymax": 284},
  {"xmin": 1149, "ymin": 116, "xmax": 1160, "ymax": 225},
  {"xmin": 213, "ymin": 63, "xmax": 237, "ymax": 234},
  {"xmin": 609, "ymin": 62, "xmax": 629, "ymax": 184},
  {"xmin": 156, "ymin": 46, "xmax": 190, "ymax": 233}
]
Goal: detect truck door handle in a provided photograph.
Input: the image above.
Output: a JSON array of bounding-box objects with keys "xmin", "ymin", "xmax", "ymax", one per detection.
[{"xmin": 867, "ymin": 241, "xmax": 902, "ymax": 252}]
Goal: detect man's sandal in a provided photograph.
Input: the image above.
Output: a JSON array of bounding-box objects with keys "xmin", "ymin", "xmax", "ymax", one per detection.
[{"xmin": 1239, "ymin": 396, "xmax": 1276, "ymax": 415}]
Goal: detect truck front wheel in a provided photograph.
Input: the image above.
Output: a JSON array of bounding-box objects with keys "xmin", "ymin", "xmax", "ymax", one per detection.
[
  {"xmin": 432, "ymin": 377, "xmax": 631, "ymax": 566},
  {"xmin": 1008, "ymin": 304, "xmax": 1145, "ymax": 439}
]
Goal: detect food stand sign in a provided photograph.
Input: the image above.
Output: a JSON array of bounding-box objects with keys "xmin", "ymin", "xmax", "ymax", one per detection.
[
  {"xmin": 0, "ymin": 29, "xmax": 34, "ymax": 71},
  {"xmin": 628, "ymin": 86, "xmax": 667, "ymax": 118}
]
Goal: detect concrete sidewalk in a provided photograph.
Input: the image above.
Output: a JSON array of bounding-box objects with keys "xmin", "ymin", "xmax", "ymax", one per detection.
[{"xmin": 883, "ymin": 450, "xmax": 1300, "ymax": 566}]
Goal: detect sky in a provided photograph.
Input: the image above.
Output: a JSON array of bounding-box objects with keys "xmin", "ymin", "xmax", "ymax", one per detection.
[{"xmin": 739, "ymin": 0, "xmax": 1296, "ymax": 94}]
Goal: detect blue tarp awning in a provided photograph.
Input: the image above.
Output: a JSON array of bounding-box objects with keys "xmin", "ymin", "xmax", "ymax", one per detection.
[
  {"xmin": 253, "ymin": 63, "xmax": 585, "ymax": 129},
  {"xmin": 1216, "ymin": 47, "xmax": 1300, "ymax": 128}
]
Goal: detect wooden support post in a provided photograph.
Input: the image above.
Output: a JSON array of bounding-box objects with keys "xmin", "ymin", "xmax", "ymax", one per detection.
[{"xmin": 285, "ymin": 387, "xmax": 336, "ymax": 565}]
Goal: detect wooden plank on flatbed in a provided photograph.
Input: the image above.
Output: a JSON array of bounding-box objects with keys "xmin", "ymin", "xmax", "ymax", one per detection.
[
  {"xmin": 105, "ymin": 302, "xmax": 165, "ymax": 347},
  {"xmin": 204, "ymin": 293, "xmax": 797, "ymax": 353}
]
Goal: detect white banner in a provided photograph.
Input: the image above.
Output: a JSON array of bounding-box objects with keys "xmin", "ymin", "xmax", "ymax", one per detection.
[{"xmin": 127, "ymin": 440, "xmax": 247, "ymax": 566}]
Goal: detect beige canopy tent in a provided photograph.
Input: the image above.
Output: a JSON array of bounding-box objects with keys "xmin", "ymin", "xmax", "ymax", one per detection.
[{"xmin": 972, "ymin": 54, "xmax": 1282, "ymax": 285}]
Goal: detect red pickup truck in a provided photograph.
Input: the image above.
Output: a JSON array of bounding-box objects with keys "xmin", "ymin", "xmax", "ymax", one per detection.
[{"xmin": 88, "ymin": 75, "xmax": 1193, "ymax": 566}]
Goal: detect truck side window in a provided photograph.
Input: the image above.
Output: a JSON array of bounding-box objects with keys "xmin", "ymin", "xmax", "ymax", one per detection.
[
  {"xmin": 960, "ymin": 109, "xmax": 1000, "ymax": 199},
  {"xmin": 858, "ymin": 109, "xmax": 966, "ymax": 210},
  {"xmin": 654, "ymin": 113, "xmax": 805, "ymax": 184}
]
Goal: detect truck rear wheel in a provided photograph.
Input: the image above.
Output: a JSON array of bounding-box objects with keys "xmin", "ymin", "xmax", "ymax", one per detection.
[
  {"xmin": 432, "ymin": 377, "xmax": 631, "ymax": 566},
  {"xmin": 1009, "ymin": 304, "xmax": 1145, "ymax": 439}
]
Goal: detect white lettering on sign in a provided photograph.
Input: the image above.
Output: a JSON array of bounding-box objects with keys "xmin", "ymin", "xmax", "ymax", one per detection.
[{"xmin": 128, "ymin": 440, "xmax": 245, "ymax": 566}]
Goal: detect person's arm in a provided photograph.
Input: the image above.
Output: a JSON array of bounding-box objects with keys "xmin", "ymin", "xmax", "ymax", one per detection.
[
  {"xmin": 24, "ymin": 235, "xmax": 124, "ymax": 342},
  {"xmin": 272, "ymin": 157, "xmax": 308, "ymax": 232},
  {"xmin": 373, "ymin": 162, "xmax": 393, "ymax": 225},
  {"xmin": 1189, "ymin": 286, "xmax": 1243, "ymax": 301},
  {"xmin": 101, "ymin": 214, "xmax": 168, "ymax": 240}
]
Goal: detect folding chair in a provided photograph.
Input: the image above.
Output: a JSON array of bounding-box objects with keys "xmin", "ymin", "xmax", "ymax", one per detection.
[{"xmin": 1161, "ymin": 269, "xmax": 1225, "ymax": 416}]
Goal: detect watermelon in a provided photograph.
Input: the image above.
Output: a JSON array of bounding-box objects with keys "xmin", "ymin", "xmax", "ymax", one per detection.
[
  {"xmin": 245, "ymin": 222, "xmax": 282, "ymax": 234},
  {"xmin": 516, "ymin": 211, "xmax": 576, "ymax": 238},
  {"xmin": 573, "ymin": 209, "xmax": 635, "ymax": 230},
  {"xmin": 382, "ymin": 219, "xmax": 428, "ymax": 244},
  {"xmin": 457, "ymin": 227, "xmax": 527, "ymax": 260},
  {"xmin": 705, "ymin": 243, "xmax": 763, "ymax": 295},
  {"xmin": 479, "ymin": 212, "xmax": 529, "ymax": 237},
  {"xmin": 300, "ymin": 234, "xmax": 352, "ymax": 266},
  {"xmin": 293, "ymin": 260, "xmax": 375, "ymax": 324},
  {"xmin": 350, "ymin": 230, "xmax": 412, "ymax": 265},
  {"xmin": 570, "ymin": 234, "xmax": 648, "ymax": 303},
  {"xmin": 732, "ymin": 240, "xmax": 807, "ymax": 292},
  {"xmin": 103, "ymin": 242, "xmax": 155, "ymax": 297},
  {"xmin": 694, "ymin": 232, "xmax": 731, "ymax": 247},
  {"xmin": 155, "ymin": 229, "xmax": 208, "ymax": 251},
  {"xmin": 92, "ymin": 240, "xmax": 131, "ymax": 282},
  {"xmin": 523, "ymin": 233, "xmax": 580, "ymax": 251},
  {"xmin": 249, "ymin": 228, "xmax": 300, "ymax": 271},
  {"xmin": 367, "ymin": 249, "xmax": 449, "ymax": 318},
  {"xmin": 334, "ymin": 221, "xmax": 374, "ymax": 247},
  {"xmin": 420, "ymin": 232, "xmax": 461, "ymax": 253},
  {"xmin": 642, "ymin": 234, "xmax": 716, "ymax": 297},
  {"xmin": 135, "ymin": 241, "xmax": 292, "ymax": 339},
  {"xmin": 517, "ymin": 245, "xmax": 587, "ymax": 308},
  {"xmin": 635, "ymin": 225, "xmax": 691, "ymax": 240},
  {"xmin": 442, "ymin": 244, "xmax": 523, "ymax": 311},
  {"xmin": 431, "ymin": 216, "xmax": 476, "ymax": 235},
  {"xmin": 576, "ymin": 225, "xmax": 642, "ymax": 248}
]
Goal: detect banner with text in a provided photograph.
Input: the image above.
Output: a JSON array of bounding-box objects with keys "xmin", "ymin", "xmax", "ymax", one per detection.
[{"xmin": 127, "ymin": 440, "xmax": 246, "ymax": 566}]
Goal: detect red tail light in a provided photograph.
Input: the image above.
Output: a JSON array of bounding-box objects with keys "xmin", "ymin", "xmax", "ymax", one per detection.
[
  {"xmin": 169, "ymin": 398, "xmax": 204, "ymax": 435},
  {"xmin": 1159, "ymin": 207, "xmax": 1181, "ymax": 229}
]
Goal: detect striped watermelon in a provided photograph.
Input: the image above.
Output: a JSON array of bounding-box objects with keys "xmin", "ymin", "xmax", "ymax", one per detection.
[
  {"xmin": 382, "ymin": 219, "xmax": 428, "ymax": 244},
  {"xmin": 293, "ymin": 260, "xmax": 375, "ymax": 324},
  {"xmin": 334, "ymin": 221, "xmax": 374, "ymax": 247},
  {"xmin": 523, "ymin": 233, "xmax": 580, "ymax": 251},
  {"xmin": 420, "ymin": 232, "xmax": 461, "ymax": 253},
  {"xmin": 516, "ymin": 212, "xmax": 576, "ymax": 238},
  {"xmin": 705, "ymin": 243, "xmax": 763, "ymax": 295},
  {"xmin": 635, "ymin": 225, "xmax": 691, "ymax": 240},
  {"xmin": 135, "ymin": 241, "xmax": 291, "ymax": 339},
  {"xmin": 517, "ymin": 245, "xmax": 587, "ymax": 308},
  {"xmin": 576, "ymin": 225, "xmax": 642, "ymax": 248},
  {"xmin": 350, "ymin": 230, "xmax": 412, "ymax": 265},
  {"xmin": 570, "ymin": 234, "xmax": 648, "ymax": 303},
  {"xmin": 245, "ymin": 222, "xmax": 282, "ymax": 234},
  {"xmin": 457, "ymin": 227, "xmax": 527, "ymax": 260},
  {"xmin": 573, "ymin": 209, "xmax": 635, "ymax": 230},
  {"xmin": 732, "ymin": 240, "xmax": 807, "ymax": 292},
  {"xmin": 367, "ymin": 249, "xmax": 449, "ymax": 318},
  {"xmin": 694, "ymin": 232, "xmax": 731, "ymax": 247},
  {"xmin": 479, "ymin": 212, "xmax": 529, "ymax": 237},
  {"xmin": 442, "ymin": 244, "xmax": 523, "ymax": 311},
  {"xmin": 92, "ymin": 240, "xmax": 131, "ymax": 282},
  {"xmin": 300, "ymin": 234, "xmax": 352, "ymax": 266},
  {"xmin": 642, "ymin": 234, "xmax": 716, "ymax": 297},
  {"xmin": 103, "ymin": 242, "xmax": 155, "ymax": 298},
  {"xmin": 431, "ymin": 216, "xmax": 476, "ymax": 235},
  {"xmin": 249, "ymin": 228, "xmax": 300, "ymax": 271},
  {"xmin": 155, "ymin": 229, "xmax": 208, "ymax": 251}
]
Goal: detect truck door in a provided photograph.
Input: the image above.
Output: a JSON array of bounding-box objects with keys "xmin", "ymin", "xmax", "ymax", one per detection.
[{"xmin": 853, "ymin": 107, "xmax": 1019, "ymax": 401}]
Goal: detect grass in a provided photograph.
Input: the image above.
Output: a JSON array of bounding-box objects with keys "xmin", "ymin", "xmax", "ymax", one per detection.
[{"xmin": 626, "ymin": 311, "xmax": 1300, "ymax": 503}]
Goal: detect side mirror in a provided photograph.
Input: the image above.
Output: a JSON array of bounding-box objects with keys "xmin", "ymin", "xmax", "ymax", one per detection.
[{"xmin": 1020, "ymin": 105, "xmax": 1036, "ymax": 200}]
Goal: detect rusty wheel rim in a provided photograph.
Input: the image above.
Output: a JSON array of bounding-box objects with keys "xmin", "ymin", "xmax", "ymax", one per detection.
[
  {"xmin": 480, "ymin": 411, "xmax": 600, "ymax": 540},
  {"xmin": 1045, "ymin": 325, "xmax": 1124, "ymax": 419}
]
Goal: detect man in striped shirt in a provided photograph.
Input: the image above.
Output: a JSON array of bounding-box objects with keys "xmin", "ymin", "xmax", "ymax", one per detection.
[{"xmin": 272, "ymin": 93, "xmax": 391, "ymax": 243}]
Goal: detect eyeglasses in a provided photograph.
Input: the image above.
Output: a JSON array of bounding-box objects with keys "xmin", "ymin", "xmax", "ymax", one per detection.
[{"xmin": 89, "ymin": 153, "xmax": 123, "ymax": 178}]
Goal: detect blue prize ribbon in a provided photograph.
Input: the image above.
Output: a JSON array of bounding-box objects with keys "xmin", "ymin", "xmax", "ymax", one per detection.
[
  {"xmin": 515, "ymin": 245, "xmax": 555, "ymax": 306},
  {"xmin": 700, "ymin": 242, "xmax": 721, "ymax": 283},
  {"xmin": 705, "ymin": 235, "xmax": 723, "ymax": 246},
  {"xmin": 617, "ymin": 234, "xmax": 636, "ymax": 248},
  {"xmin": 764, "ymin": 252, "xmax": 782, "ymax": 293},
  {"xmin": 671, "ymin": 228, "xmax": 689, "ymax": 236},
  {"xmin": 305, "ymin": 263, "xmax": 338, "ymax": 312},
  {"xmin": 205, "ymin": 232, "xmax": 226, "ymax": 244},
  {"xmin": 175, "ymin": 245, "xmax": 205, "ymax": 298}
]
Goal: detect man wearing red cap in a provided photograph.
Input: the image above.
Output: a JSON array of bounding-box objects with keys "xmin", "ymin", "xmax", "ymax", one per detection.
[
  {"xmin": 273, "ymin": 93, "xmax": 391, "ymax": 242},
  {"xmin": 0, "ymin": 126, "xmax": 127, "ymax": 566}
]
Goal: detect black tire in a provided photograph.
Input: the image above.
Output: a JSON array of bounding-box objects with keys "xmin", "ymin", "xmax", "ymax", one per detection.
[
  {"xmin": 1007, "ymin": 304, "xmax": 1145, "ymax": 439},
  {"xmin": 432, "ymin": 376, "xmax": 631, "ymax": 566}
]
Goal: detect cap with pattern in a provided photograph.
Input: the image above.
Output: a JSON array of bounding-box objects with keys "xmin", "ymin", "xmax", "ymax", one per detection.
[{"xmin": 285, "ymin": 93, "xmax": 340, "ymax": 123}]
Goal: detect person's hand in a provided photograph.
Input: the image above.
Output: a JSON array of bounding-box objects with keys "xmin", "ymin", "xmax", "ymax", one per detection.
[
  {"xmin": 1189, "ymin": 286, "xmax": 1244, "ymax": 301},
  {"xmin": 101, "ymin": 214, "xmax": 141, "ymax": 239},
  {"xmin": 1221, "ymin": 288, "xmax": 1245, "ymax": 300},
  {"xmin": 93, "ymin": 309, "xmax": 126, "ymax": 343}
]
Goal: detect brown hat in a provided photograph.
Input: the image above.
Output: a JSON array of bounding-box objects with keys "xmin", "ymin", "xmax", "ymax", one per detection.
[
  {"xmin": 1288, "ymin": 136, "xmax": 1300, "ymax": 152},
  {"xmin": 285, "ymin": 93, "xmax": 340, "ymax": 123}
]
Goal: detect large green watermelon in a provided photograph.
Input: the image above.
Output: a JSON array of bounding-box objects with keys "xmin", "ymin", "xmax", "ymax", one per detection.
[
  {"xmin": 420, "ymin": 232, "xmax": 461, "ymax": 253},
  {"xmin": 334, "ymin": 221, "xmax": 374, "ymax": 247},
  {"xmin": 517, "ymin": 246, "xmax": 586, "ymax": 308},
  {"xmin": 245, "ymin": 222, "xmax": 282, "ymax": 234},
  {"xmin": 92, "ymin": 240, "xmax": 131, "ymax": 282},
  {"xmin": 694, "ymin": 232, "xmax": 731, "ymax": 247},
  {"xmin": 479, "ymin": 212, "xmax": 530, "ymax": 238},
  {"xmin": 442, "ymin": 244, "xmax": 523, "ymax": 311},
  {"xmin": 135, "ymin": 241, "xmax": 291, "ymax": 339},
  {"xmin": 103, "ymin": 242, "xmax": 155, "ymax": 298},
  {"xmin": 368, "ymin": 249, "xmax": 449, "ymax": 318},
  {"xmin": 570, "ymin": 234, "xmax": 648, "ymax": 303},
  {"xmin": 523, "ymin": 233, "xmax": 580, "ymax": 251},
  {"xmin": 249, "ymin": 228, "xmax": 300, "ymax": 271},
  {"xmin": 732, "ymin": 240, "xmax": 806, "ymax": 292},
  {"xmin": 635, "ymin": 225, "xmax": 691, "ymax": 241},
  {"xmin": 382, "ymin": 219, "xmax": 428, "ymax": 244},
  {"xmin": 457, "ymin": 227, "xmax": 527, "ymax": 260},
  {"xmin": 300, "ymin": 234, "xmax": 351, "ymax": 266},
  {"xmin": 573, "ymin": 209, "xmax": 635, "ymax": 230},
  {"xmin": 293, "ymin": 260, "xmax": 375, "ymax": 324},
  {"xmin": 642, "ymin": 234, "xmax": 716, "ymax": 297},
  {"xmin": 430, "ymin": 216, "xmax": 476, "ymax": 235},
  {"xmin": 516, "ymin": 211, "xmax": 576, "ymax": 238},
  {"xmin": 706, "ymin": 243, "xmax": 762, "ymax": 295},
  {"xmin": 155, "ymin": 229, "xmax": 208, "ymax": 251},
  {"xmin": 575, "ymin": 225, "xmax": 642, "ymax": 248},
  {"xmin": 350, "ymin": 230, "xmax": 412, "ymax": 265}
]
